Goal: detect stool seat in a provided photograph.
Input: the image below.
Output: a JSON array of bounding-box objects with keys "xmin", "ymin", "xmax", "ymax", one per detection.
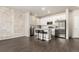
[
  {"xmin": 35, "ymin": 30, "xmax": 40, "ymax": 39},
  {"xmin": 36, "ymin": 30, "xmax": 40, "ymax": 33},
  {"xmin": 42, "ymin": 31, "xmax": 47, "ymax": 41},
  {"xmin": 43, "ymin": 31, "xmax": 47, "ymax": 34},
  {"xmin": 39, "ymin": 30, "xmax": 43, "ymax": 33}
]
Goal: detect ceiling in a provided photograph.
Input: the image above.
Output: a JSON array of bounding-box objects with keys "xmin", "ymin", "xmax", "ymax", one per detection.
[{"xmin": 8, "ymin": 6, "xmax": 79, "ymax": 17}]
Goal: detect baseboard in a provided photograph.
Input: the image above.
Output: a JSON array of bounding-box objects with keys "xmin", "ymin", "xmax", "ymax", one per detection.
[
  {"xmin": 0, "ymin": 33, "xmax": 26, "ymax": 40},
  {"xmin": 57, "ymin": 37, "xmax": 66, "ymax": 39},
  {"xmin": 69, "ymin": 37, "xmax": 79, "ymax": 39},
  {"xmin": 72, "ymin": 37, "xmax": 79, "ymax": 39}
]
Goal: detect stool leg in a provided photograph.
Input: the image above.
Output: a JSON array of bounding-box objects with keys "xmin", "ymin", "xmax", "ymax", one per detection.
[
  {"xmin": 42, "ymin": 34, "xmax": 44, "ymax": 40},
  {"xmin": 38, "ymin": 33, "xmax": 39, "ymax": 40},
  {"xmin": 42, "ymin": 33, "xmax": 45, "ymax": 41},
  {"xmin": 45, "ymin": 34, "xmax": 46, "ymax": 39}
]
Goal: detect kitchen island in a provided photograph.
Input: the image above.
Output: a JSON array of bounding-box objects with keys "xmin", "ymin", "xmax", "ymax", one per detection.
[{"xmin": 34, "ymin": 25, "xmax": 55, "ymax": 41}]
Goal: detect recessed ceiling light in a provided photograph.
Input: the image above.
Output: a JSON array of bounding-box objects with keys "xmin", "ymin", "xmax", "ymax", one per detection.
[{"xmin": 41, "ymin": 7, "xmax": 46, "ymax": 11}]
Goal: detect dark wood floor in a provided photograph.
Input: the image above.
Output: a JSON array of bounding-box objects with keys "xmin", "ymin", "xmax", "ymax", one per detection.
[{"xmin": 0, "ymin": 36, "xmax": 79, "ymax": 52}]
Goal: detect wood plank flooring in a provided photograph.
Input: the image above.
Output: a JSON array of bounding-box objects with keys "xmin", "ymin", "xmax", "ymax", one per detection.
[{"xmin": 0, "ymin": 36, "xmax": 79, "ymax": 52}]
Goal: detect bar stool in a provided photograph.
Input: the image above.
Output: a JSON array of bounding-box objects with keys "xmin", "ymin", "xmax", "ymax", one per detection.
[
  {"xmin": 35, "ymin": 30, "xmax": 40, "ymax": 40},
  {"xmin": 42, "ymin": 31, "xmax": 47, "ymax": 41},
  {"xmin": 39, "ymin": 30, "xmax": 43, "ymax": 40}
]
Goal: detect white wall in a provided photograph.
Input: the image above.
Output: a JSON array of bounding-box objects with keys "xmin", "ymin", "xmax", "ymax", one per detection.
[
  {"xmin": 0, "ymin": 7, "xmax": 14, "ymax": 40},
  {"xmin": 30, "ymin": 16, "xmax": 39, "ymax": 25},
  {"xmin": 69, "ymin": 9, "xmax": 79, "ymax": 38},
  {"xmin": 66, "ymin": 9, "xmax": 69, "ymax": 39},
  {"xmin": 12, "ymin": 9, "xmax": 25, "ymax": 38},
  {"xmin": 0, "ymin": 7, "xmax": 31, "ymax": 40},
  {"xmin": 24, "ymin": 12, "xmax": 31, "ymax": 37},
  {"xmin": 69, "ymin": 11, "xmax": 73, "ymax": 37}
]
